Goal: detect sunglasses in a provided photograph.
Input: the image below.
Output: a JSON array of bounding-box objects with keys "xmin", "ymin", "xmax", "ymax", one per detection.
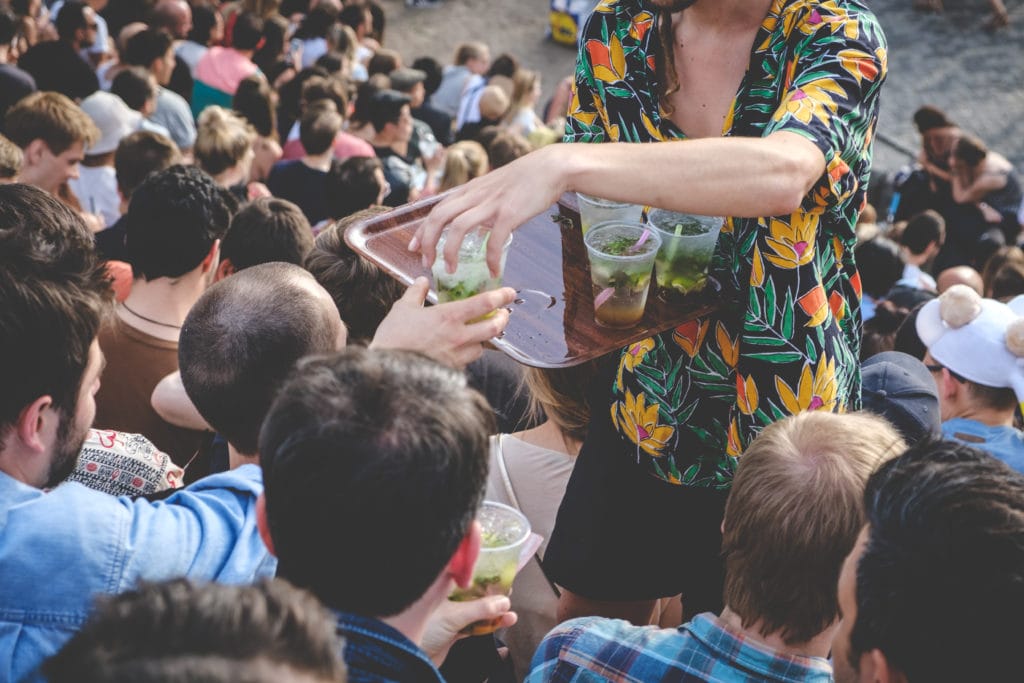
[{"xmin": 925, "ymin": 363, "xmax": 966, "ymax": 383}]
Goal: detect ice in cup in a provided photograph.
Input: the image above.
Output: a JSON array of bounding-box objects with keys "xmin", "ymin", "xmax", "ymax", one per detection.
[
  {"xmin": 576, "ymin": 193, "xmax": 644, "ymax": 234},
  {"xmin": 449, "ymin": 501, "xmax": 531, "ymax": 636},
  {"xmin": 584, "ymin": 221, "xmax": 662, "ymax": 329},
  {"xmin": 647, "ymin": 210, "xmax": 724, "ymax": 298},
  {"xmin": 432, "ymin": 229, "xmax": 512, "ymax": 304}
]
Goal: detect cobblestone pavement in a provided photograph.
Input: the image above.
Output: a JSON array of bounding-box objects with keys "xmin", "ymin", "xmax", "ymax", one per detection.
[{"xmin": 384, "ymin": 0, "xmax": 1024, "ymax": 176}]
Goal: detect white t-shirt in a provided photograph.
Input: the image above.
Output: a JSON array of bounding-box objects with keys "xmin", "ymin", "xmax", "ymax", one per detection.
[{"xmin": 69, "ymin": 165, "xmax": 120, "ymax": 227}]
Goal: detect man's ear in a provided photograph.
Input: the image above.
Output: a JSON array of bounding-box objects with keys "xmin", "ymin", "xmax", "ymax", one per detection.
[
  {"xmin": 23, "ymin": 139, "xmax": 48, "ymax": 167},
  {"xmin": 942, "ymin": 368, "xmax": 963, "ymax": 402},
  {"xmin": 214, "ymin": 258, "xmax": 235, "ymax": 282},
  {"xmin": 200, "ymin": 239, "xmax": 221, "ymax": 274},
  {"xmin": 447, "ymin": 520, "xmax": 481, "ymax": 589},
  {"xmin": 17, "ymin": 395, "xmax": 57, "ymax": 454},
  {"xmin": 256, "ymin": 493, "xmax": 277, "ymax": 556},
  {"xmin": 858, "ymin": 648, "xmax": 907, "ymax": 683}
]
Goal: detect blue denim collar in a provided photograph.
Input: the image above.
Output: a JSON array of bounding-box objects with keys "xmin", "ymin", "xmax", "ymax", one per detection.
[{"xmin": 335, "ymin": 611, "xmax": 445, "ymax": 682}]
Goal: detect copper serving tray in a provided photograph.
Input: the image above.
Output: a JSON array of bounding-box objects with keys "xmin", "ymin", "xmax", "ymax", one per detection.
[{"xmin": 344, "ymin": 193, "xmax": 721, "ymax": 368}]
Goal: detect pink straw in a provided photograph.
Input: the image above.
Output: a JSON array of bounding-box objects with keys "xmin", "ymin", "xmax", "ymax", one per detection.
[
  {"xmin": 627, "ymin": 229, "xmax": 652, "ymax": 253},
  {"xmin": 594, "ymin": 287, "xmax": 614, "ymax": 309}
]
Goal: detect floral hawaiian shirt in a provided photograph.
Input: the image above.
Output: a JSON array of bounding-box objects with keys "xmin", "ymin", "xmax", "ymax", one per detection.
[{"xmin": 566, "ymin": 0, "xmax": 887, "ymax": 489}]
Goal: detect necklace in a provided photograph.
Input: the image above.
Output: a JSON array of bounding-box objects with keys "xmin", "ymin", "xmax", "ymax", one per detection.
[{"xmin": 121, "ymin": 301, "xmax": 182, "ymax": 329}]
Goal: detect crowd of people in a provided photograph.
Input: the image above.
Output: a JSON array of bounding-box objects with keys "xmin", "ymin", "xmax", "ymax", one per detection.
[{"xmin": 1, "ymin": 0, "xmax": 1023, "ymax": 682}]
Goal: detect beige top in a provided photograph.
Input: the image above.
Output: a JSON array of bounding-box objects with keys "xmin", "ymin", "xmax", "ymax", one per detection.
[{"xmin": 485, "ymin": 434, "xmax": 575, "ymax": 680}]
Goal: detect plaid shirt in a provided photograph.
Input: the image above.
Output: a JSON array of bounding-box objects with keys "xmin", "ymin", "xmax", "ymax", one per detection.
[
  {"xmin": 335, "ymin": 611, "xmax": 445, "ymax": 683},
  {"xmin": 526, "ymin": 613, "xmax": 833, "ymax": 683}
]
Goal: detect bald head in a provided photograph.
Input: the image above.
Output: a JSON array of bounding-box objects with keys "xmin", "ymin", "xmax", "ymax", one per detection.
[
  {"xmin": 150, "ymin": 0, "xmax": 191, "ymax": 39},
  {"xmin": 179, "ymin": 263, "xmax": 345, "ymax": 455},
  {"xmin": 937, "ymin": 266, "xmax": 983, "ymax": 295}
]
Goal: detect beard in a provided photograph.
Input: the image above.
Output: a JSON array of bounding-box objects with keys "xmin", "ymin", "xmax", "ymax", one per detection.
[
  {"xmin": 44, "ymin": 407, "xmax": 88, "ymax": 488},
  {"xmin": 647, "ymin": 0, "xmax": 700, "ymax": 10}
]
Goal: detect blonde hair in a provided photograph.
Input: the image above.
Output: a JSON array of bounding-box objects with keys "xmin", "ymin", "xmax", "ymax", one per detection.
[
  {"xmin": 722, "ymin": 411, "xmax": 905, "ymax": 644},
  {"xmin": 194, "ymin": 106, "xmax": 256, "ymax": 176},
  {"xmin": 439, "ymin": 140, "xmax": 488, "ymax": 192},
  {"xmin": 523, "ymin": 362, "xmax": 597, "ymax": 445},
  {"xmin": 5, "ymin": 92, "xmax": 99, "ymax": 155},
  {"xmin": 478, "ymin": 85, "xmax": 510, "ymax": 121},
  {"xmin": 505, "ymin": 69, "xmax": 539, "ymax": 123}
]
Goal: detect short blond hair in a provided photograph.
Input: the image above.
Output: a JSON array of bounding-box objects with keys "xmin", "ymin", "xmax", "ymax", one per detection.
[
  {"xmin": 194, "ymin": 106, "xmax": 255, "ymax": 176},
  {"xmin": 5, "ymin": 92, "xmax": 99, "ymax": 155},
  {"xmin": 722, "ymin": 411, "xmax": 905, "ymax": 644}
]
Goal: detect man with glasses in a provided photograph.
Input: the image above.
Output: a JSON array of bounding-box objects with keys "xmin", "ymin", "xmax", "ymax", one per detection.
[
  {"xmin": 916, "ymin": 285, "xmax": 1024, "ymax": 472},
  {"xmin": 17, "ymin": 0, "xmax": 100, "ymax": 101}
]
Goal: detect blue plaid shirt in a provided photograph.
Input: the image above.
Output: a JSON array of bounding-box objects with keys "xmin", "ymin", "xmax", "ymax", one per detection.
[
  {"xmin": 526, "ymin": 613, "xmax": 833, "ymax": 682},
  {"xmin": 335, "ymin": 611, "xmax": 445, "ymax": 683}
]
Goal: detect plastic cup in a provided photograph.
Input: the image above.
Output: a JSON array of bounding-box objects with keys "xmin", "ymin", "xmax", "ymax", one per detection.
[
  {"xmin": 449, "ymin": 501, "xmax": 531, "ymax": 636},
  {"xmin": 432, "ymin": 229, "xmax": 513, "ymax": 311},
  {"xmin": 646, "ymin": 210, "xmax": 724, "ymax": 298},
  {"xmin": 584, "ymin": 221, "xmax": 662, "ymax": 329},
  {"xmin": 576, "ymin": 193, "xmax": 644, "ymax": 234}
]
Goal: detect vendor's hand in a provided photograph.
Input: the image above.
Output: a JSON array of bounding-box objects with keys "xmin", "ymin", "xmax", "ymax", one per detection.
[
  {"xmin": 420, "ymin": 596, "xmax": 517, "ymax": 667},
  {"xmin": 409, "ymin": 144, "xmax": 567, "ymax": 277},
  {"xmin": 369, "ymin": 277, "xmax": 514, "ymax": 368}
]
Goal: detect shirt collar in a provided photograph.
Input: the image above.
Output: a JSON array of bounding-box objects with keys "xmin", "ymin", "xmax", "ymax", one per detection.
[{"xmin": 335, "ymin": 611, "xmax": 445, "ymax": 682}]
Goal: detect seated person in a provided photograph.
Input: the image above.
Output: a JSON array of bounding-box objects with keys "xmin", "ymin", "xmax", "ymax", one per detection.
[
  {"xmin": 267, "ymin": 100, "xmax": 341, "ymax": 225},
  {"xmin": 320, "ymin": 157, "xmax": 388, "ymax": 230},
  {"xmin": 43, "ymin": 578, "xmax": 346, "ymax": 682},
  {"xmin": 950, "ymin": 132, "xmax": 1023, "ymax": 246},
  {"xmin": 896, "ymin": 210, "xmax": 944, "ymax": 291},
  {"xmin": 832, "ymin": 439, "xmax": 1024, "ymax": 682},
  {"xmin": 258, "ymin": 348, "xmax": 518, "ymax": 680},
  {"xmin": 368, "ymin": 90, "xmax": 441, "ymax": 206},
  {"xmin": 916, "ymin": 285, "xmax": 1024, "ymax": 472},
  {"xmin": 528, "ymin": 411, "xmax": 905, "ymax": 682}
]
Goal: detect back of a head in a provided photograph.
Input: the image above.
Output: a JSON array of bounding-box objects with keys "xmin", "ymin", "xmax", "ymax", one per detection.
[
  {"xmin": 477, "ymin": 85, "xmax": 510, "ymax": 121},
  {"xmin": 855, "ymin": 236, "xmax": 904, "ymax": 300},
  {"xmin": 850, "ymin": 440, "xmax": 1024, "ymax": 681},
  {"xmin": 179, "ymin": 262, "xmax": 340, "ymax": 456},
  {"xmin": 124, "ymin": 28, "xmax": 174, "ymax": 69},
  {"xmin": 454, "ymin": 41, "xmax": 487, "ymax": 66},
  {"xmin": 222, "ymin": 197, "xmax": 314, "ymax": 271},
  {"xmin": 299, "ymin": 102, "xmax": 342, "ymax": 156},
  {"xmin": 952, "ymin": 132, "xmax": 987, "ymax": 167},
  {"xmin": 112, "ymin": 67, "xmax": 157, "ymax": 112},
  {"xmin": 989, "ymin": 260, "xmax": 1024, "ymax": 302},
  {"xmin": 412, "ymin": 56, "xmax": 443, "ymax": 96},
  {"xmin": 55, "ymin": 0, "xmax": 88, "ymax": 42},
  {"xmin": 114, "ymin": 130, "xmax": 181, "ymax": 199},
  {"xmin": 723, "ymin": 411, "xmax": 905, "ymax": 645},
  {"xmin": 42, "ymin": 578, "xmax": 347, "ymax": 683},
  {"xmin": 0, "ymin": 184, "xmax": 111, "ymax": 436},
  {"xmin": 524, "ymin": 362, "xmax": 597, "ymax": 444},
  {"xmin": 306, "ymin": 207, "xmax": 401, "ymax": 344},
  {"xmin": 124, "ymin": 165, "xmax": 233, "ymax": 280},
  {"xmin": 487, "ymin": 132, "xmax": 531, "ymax": 169},
  {"xmin": 188, "ymin": 4, "xmax": 220, "ymax": 45},
  {"xmin": 899, "ymin": 210, "xmax": 944, "ymax": 256},
  {"xmin": 259, "ymin": 348, "xmax": 494, "ymax": 616},
  {"xmin": 936, "ymin": 265, "xmax": 983, "ymax": 294},
  {"xmin": 486, "ymin": 53, "xmax": 518, "ymax": 79},
  {"xmin": 323, "ymin": 157, "xmax": 384, "ymax": 222},
  {"xmin": 912, "ymin": 104, "xmax": 954, "ymax": 134},
  {"xmin": 232, "ymin": 12, "xmax": 265, "ymax": 51},
  {"xmin": 367, "ymin": 48, "xmax": 400, "ymax": 78},
  {"xmin": 5, "ymin": 91, "xmax": 99, "ymax": 156},
  {"xmin": 195, "ymin": 106, "xmax": 255, "ymax": 176},
  {"xmin": 439, "ymin": 140, "xmax": 487, "ymax": 191},
  {"xmin": 300, "ymin": 76, "xmax": 349, "ymax": 119},
  {"xmin": 234, "ymin": 75, "xmax": 277, "ymax": 138}
]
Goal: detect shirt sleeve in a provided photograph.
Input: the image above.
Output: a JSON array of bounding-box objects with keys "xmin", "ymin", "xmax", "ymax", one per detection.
[
  {"xmin": 762, "ymin": 4, "xmax": 887, "ymax": 214},
  {"xmin": 116, "ymin": 464, "xmax": 272, "ymax": 590}
]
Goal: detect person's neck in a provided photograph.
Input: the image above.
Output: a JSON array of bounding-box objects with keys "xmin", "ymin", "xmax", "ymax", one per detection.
[
  {"xmin": 18, "ymin": 166, "xmax": 60, "ymax": 196},
  {"xmin": 119, "ymin": 271, "xmax": 208, "ymax": 341},
  {"xmin": 718, "ymin": 607, "xmax": 835, "ymax": 659},
  {"xmin": 372, "ymin": 131, "xmax": 397, "ymax": 149},
  {"xmin": 511, "ymin": 420, "xmax": 582, "ymax": 457},
  {"xmin": 228, "ymin": 443, "xmax": 259, "ymax": 469},
  {"xmin": 682, "ymin": 0, "xmax": 774, "ymax": 28},
  {"xmin": 213, "ymin": 164, "xmax": 248, "ymax": 189},
  {"xmin": 302, "ymin": 150, "xmax": 334, "ymax": 172},
  {"xmin": 379, "ymin": 574, "xmax": 450, "ymax": 649},
  {"xmin": 948, "ymin": 405, "xmax": 1016, "ymax": 428},
  {"xmin": 902, "ymin": 249, "xmax": 929, "ymax": 267}
]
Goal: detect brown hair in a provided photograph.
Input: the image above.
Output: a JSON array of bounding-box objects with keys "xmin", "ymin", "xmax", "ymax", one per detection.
[
  {"xmin": 194, "ymin": 106, "xmax": 255, "ymax": 176},
  {"xmin": 5, "ymin": 91, "xmax": 99, "ymax": 155},
  {"xmin": 453, "ymin": 41, "xmax": 488, "ymax": 66},
  {"xmin": 304, "ymin": 207, "xmax": 404, "ymax": 344},
  {"xmin": 953, "ymin": 133, "xmax": 988, "ymax": 168},
  {"xmin": 299, "ymin": 100, "xmax": 342, "ymax": 156},
  {"xmin": 487, "ymin": 132, "xmax": 531, "ymax": 169},
  {"xmin": 722, "ymin": 411, "xmax": 905, "ymax": 644},
  {"xmin": 523, "ymin": 362, "xmax": 597, "ymax": 444}
]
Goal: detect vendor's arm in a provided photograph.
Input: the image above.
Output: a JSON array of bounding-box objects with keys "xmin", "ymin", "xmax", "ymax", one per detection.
[
  {"xmin": 951, "ymin": 164, "xmax": 1007, "ymax": 204},
  {"xmin": 413, "ymin": 132, "xmax": 824, "ymax": 275}
]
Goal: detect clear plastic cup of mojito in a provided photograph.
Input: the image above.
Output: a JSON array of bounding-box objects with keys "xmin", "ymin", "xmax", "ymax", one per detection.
[
  {"xmin": 576, "ymin": 193, "xmax": 644, "ymax": 235},
  {"xmin": 646, "ymin": 210, "xmax": 724, "ymax": 298},
  {"xmin": 449, "ymin": 501, "xmax": 531, "ymax": 636},
  {"xmin": 584, "ymin": 221, "xmax": 662, "ymax": 329},
  {"xmin": 432, "ymin": 229, "xmax": 513, "ymax": 313}
]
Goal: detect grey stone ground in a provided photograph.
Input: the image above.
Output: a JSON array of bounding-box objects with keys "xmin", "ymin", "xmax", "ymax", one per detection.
[{"xmin": 382, "ymin": 0, "xmax": 1024, "ymax": 178}]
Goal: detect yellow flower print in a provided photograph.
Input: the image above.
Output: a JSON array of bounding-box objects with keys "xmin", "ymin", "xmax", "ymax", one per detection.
[
  {"xmin": 764, "ymin": 213, "xmax": 819, "ymax": 269},
  {"xmin": 774, "ymin": 356, "xmax": 838, "ymax": 415},
  {"xmin": 628, "ymin": 11, "xmax": 654, "ymax": 41},
  {"xmin": 567, "ymin": 85, "xmax": 597, "ymax": 128},
  {"xmin": 586, "ymin": 33, "xmax": 626, "ymax": 84},
  {"xmin": 673, "ymin": 319, "xmax": 709, "ymax": 358},
  {"xmin": 726, "ymin": 417, "xmax": 743, "ymax": 458},
  {"xmin": 614, "ymin": 390, "xmax": 675, "ymax": 457},
  {"xmin": 837, "ymin": 48, "xmax": 881, "ymax": 84},
  {"xmin": 591, "ymin": 91, "xmax": 620, "ymax": 141},
  {"xmin": 750, "ymin": 244, "xmax": 766, "ymax": 286},
  {"xmin": 617, "ymin": 337, "xmax": 656, "ymax": 388},
  {"xmin": 736, "ymin": 373, "xmax": 759, "ymax": 416},
  {"xmin": 716, "ymin": 322, "xmax": 739, "ymax": 369},
  {"xmin": 774, "ymin": 78, "xmax": 847, "ymax": 126}
]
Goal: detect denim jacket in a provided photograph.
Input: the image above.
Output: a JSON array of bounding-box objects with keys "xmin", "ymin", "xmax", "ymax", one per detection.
[
  {"xmin": 0, "ymin": 464, "xmax": 274, "ymax": 682},
  {"xmin": 336, "ymin": 611, "xmax": 445, "ymax": 682}
]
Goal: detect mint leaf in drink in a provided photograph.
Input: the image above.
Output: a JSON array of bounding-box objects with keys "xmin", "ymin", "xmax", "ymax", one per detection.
[{"xmin": 602, "ymin": 236, "xmax": 639, "ymax": 256}]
